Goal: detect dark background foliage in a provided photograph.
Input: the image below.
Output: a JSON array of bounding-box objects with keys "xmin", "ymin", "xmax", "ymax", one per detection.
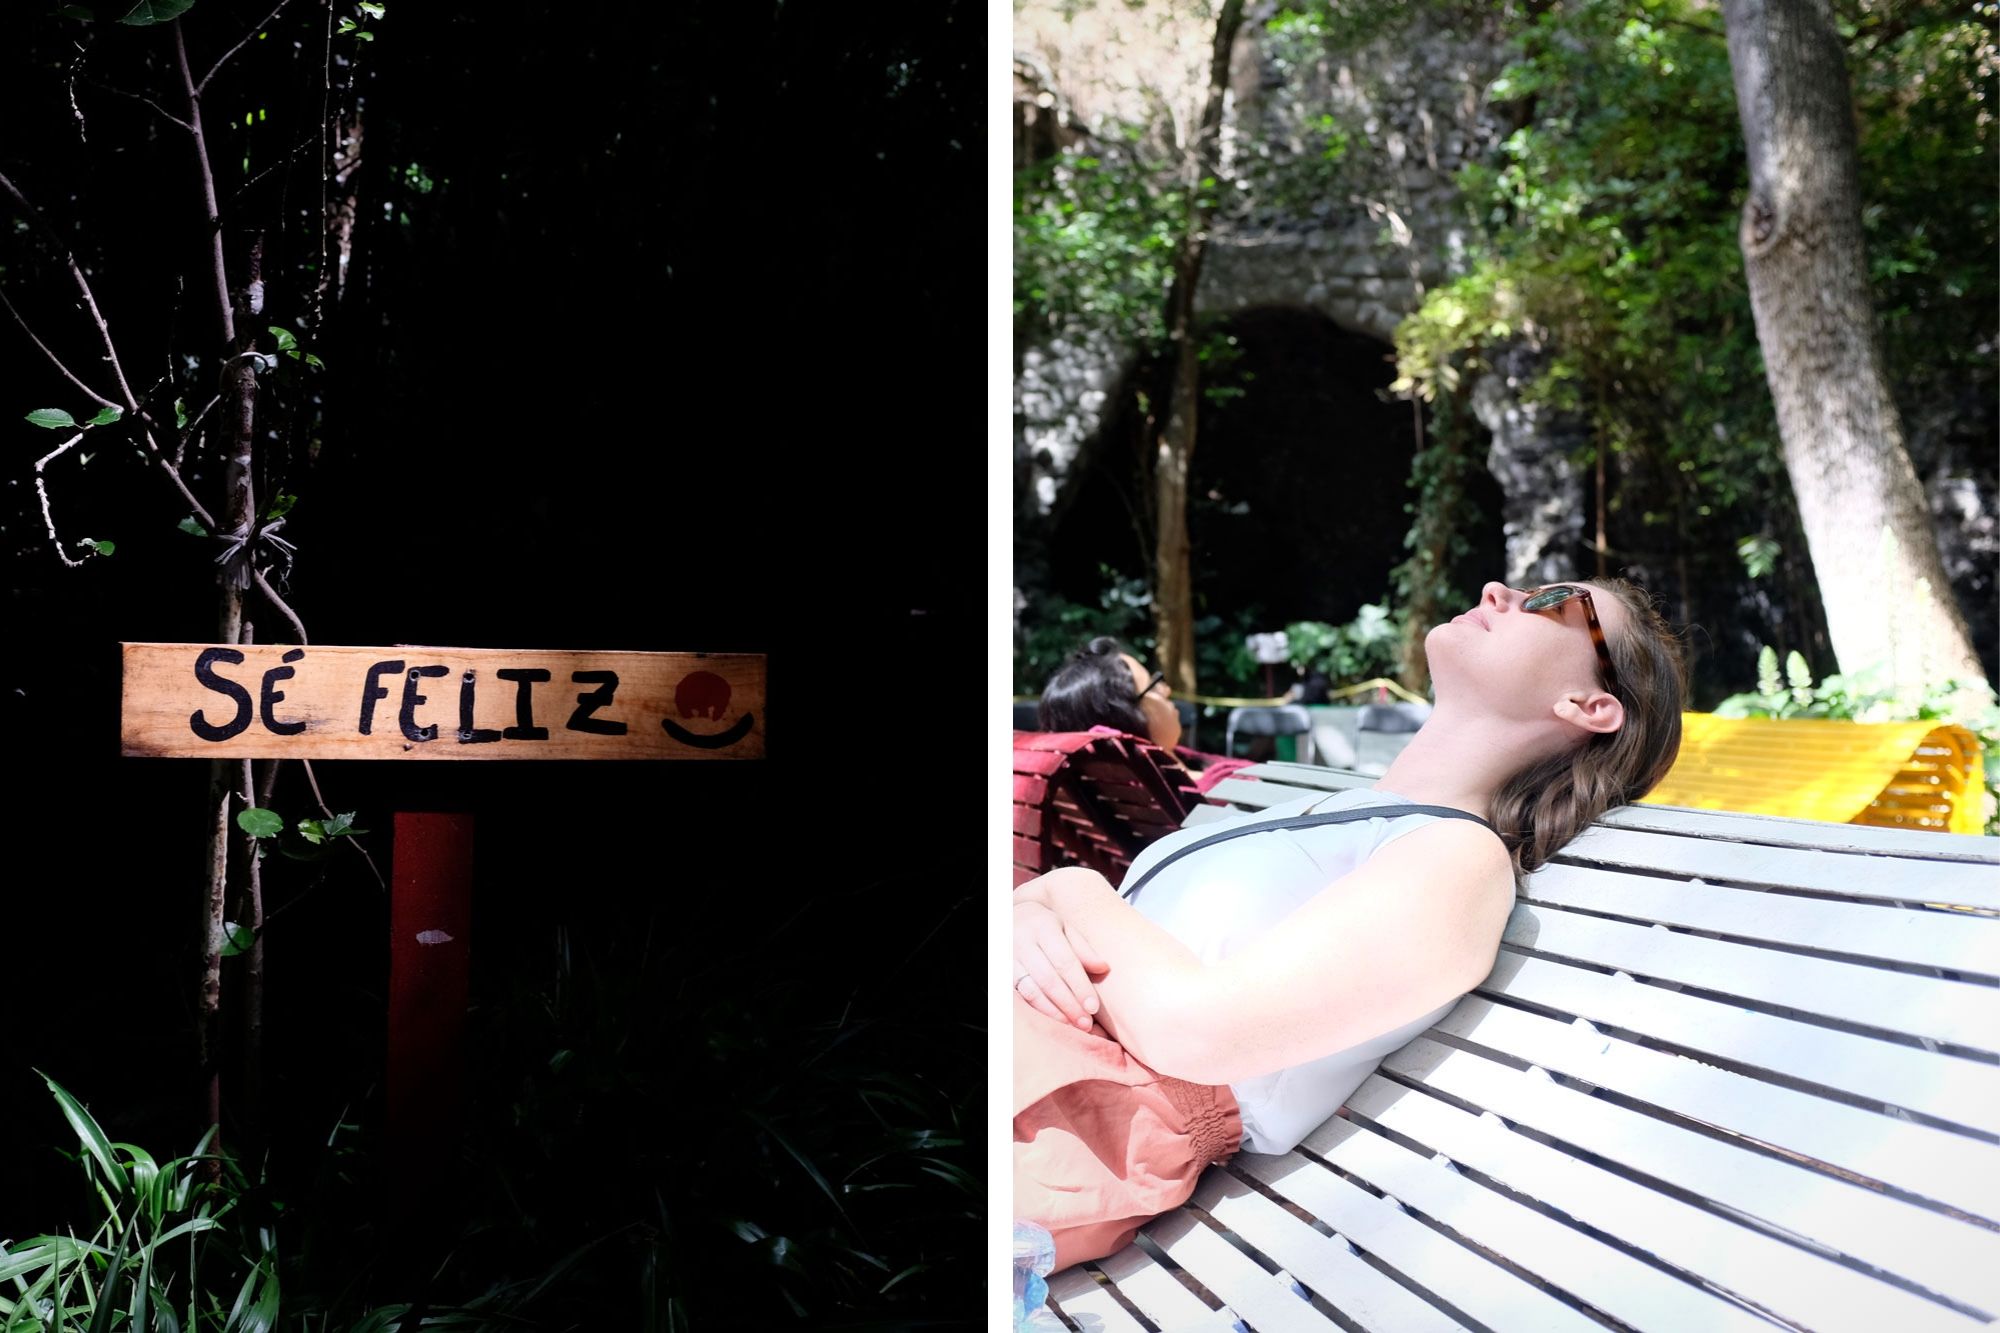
[{"xmin": 3, "ymin": 1, "xmax": 984, "ymax": 1325}]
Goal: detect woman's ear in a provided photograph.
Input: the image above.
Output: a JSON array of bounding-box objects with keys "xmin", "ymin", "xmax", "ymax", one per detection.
[{"xmin": 1553, "ymin": 689, "xmax": 1624, "ymax": 735}]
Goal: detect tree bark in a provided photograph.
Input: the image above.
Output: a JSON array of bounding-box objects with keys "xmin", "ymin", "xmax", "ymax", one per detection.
[
  {"xmin": 1720, "ymin": 0, "xmax": 1987, "ymax": 695},
  {"xmin": 1150, "ymin": 0, "xmax": 1244, "ymax": 696},
  {"xmin": 181, "ymin": 15, "xmax": 259, "ymax": 1148}
]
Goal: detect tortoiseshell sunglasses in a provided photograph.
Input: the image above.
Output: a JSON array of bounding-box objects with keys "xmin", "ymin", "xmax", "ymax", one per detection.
[{"xmin": 1522, "ymin": 584, "xmax": 1620, "ymax": 694}]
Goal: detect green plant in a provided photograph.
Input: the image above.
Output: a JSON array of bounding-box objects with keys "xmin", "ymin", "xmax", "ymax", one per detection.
[
  {"xmin": 0, "ymin": 1075, "xmax": 277, "ymax": 1333},
  {"xmin": 1716, "ymin": 649, "xmax": 1999, "ymax": 833},
  {"xmin": 1283, "ymin": 603, "xmax": 1403, "ymax": 686}
]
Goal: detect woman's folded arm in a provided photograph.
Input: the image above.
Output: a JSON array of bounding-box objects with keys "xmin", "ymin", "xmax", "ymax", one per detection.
[{"xmin": 1033, "ymin": 821, "xmax": 1514, "ymax": 1086}]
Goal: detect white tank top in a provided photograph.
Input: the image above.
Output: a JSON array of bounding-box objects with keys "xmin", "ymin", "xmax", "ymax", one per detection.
[{"xmin": 1120, "ymin": 786, "xmax": 1466, "ymax": 1155}]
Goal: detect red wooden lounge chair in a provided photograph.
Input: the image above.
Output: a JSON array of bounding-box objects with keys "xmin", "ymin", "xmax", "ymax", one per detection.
[{"xmin": 1012, "ymin": 730, "xmax": 1204, "ymax": 888}]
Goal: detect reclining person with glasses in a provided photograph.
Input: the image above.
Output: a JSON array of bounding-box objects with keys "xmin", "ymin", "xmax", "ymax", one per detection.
[
  {"xmin": 1014, "ymin": 581, "xmax": 1689, "ymax": 1273},
  {"xmin": 1035, "ymin": 636, "xmax": 1250, "ymax": 794}
]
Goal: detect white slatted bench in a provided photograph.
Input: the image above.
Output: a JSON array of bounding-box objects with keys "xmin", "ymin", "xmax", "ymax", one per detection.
[{"xmin": 1047, "ymin": 761, "xmax": 2000, "ymax": 1333}]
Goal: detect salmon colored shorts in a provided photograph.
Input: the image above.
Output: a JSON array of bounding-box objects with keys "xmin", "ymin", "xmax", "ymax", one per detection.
[{"xmin": 1014, "ymin": 994, "xmax": 1243, "ymax": 1272}]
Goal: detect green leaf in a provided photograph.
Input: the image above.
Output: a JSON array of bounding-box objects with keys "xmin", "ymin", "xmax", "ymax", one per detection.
[
  {"xmin": 336, "ymin": 15, "xmax": 355, "ymax": 30},
  {"xmin": 324, "ymin": 811, "xmax": 356, "ymax": 836},
  {"xmin": 236, "ymin": 807, "xmax": 284, "ymax": 839},
  {"xmin": 358, "ymin": 0, "xmax": 384, "ymax": 14},
  {"xmin": 298, "ymin": 818, "xmax": 326, "ymax": 845},
  {"xmin": 85, "ymin": 406, "xmax": 123, "ymax": 427},
  {"xmin": 220, "ymin": 922, "xmax": 254, "ymax": 958},
  {"xmin": 264, "ymin": 493, "xmax": 297, "ymax": 520},
  {"xmin": 84, "ymin": 539, "xmax": 115, "ymax": 557},
  {"xmin": 303, "ymin": 352, "xmax": 325, "ymax": 371},
  {"xmin": 117, "ymin": 0, "xmax": 197, "ymax": 24},
  {"xmin": 25, "ymin": 408, "xmax": 77, "ymax": 430},
  {"xmin": 353, "ymin": 28, "xmax": 372, "ymax": 39},
  {"xmin": 268, "ymin": 325, "xmax": 297, "ymax": 354},
  {"xmin": 38, "ymin": 1074, "xmax": 129, "ymax": 1197},
  {"xmin": 177, "ymin": 516, "xmax": 209, "ymax": 537},
  {"xmin": 220, "ymin": 1256, "xmax": 279, "ymax": 1333},
  {"xmin": 174, "ymin": 398, "xmax": 188, "ymax": 429}
]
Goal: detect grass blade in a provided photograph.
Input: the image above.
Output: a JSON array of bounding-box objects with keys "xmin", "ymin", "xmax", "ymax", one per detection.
[{"xmin": 37, "ymin": 1074, "xmax": 129, "ymax": 1200}]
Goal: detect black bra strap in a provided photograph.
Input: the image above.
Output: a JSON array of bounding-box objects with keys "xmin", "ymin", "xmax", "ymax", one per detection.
[{"xmin": 1120, "ymin": 802, "xmax": 1499, "ymax": 901}]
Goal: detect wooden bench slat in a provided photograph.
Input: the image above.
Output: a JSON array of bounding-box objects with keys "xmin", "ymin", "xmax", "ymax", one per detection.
[
  {"xmin": 1143, "ymin": 1209, "xmax": 1340, "ymax": 1332},
  {"xmin": 1183, "ymin": 803, "xmax": 1242, "ymax": 827},
  {"xmin": 1330, "ymin": 1078, "xmax": 1995, "ymax": 1332},
  {"xmin": 1383, "ymin": 1035, "xmax": 2000, "ymax": 1315},
  {"xmin": 1299, "ymin": 1107, "xmax": 1776, "ymax": 1332},
  {"xmin": 1046, "ymin": 1267, "xmax": 1152, "ymax": 1333},
  {"xmin": 1015, "ymin": 749, "xmax": 1069, "ymax": 777},
  {"xmin": 1599, "ymin": 803, "xmax": 2000, "ymax": 861},
  {"xmin": 1232, "ymin": 1151, "xmax": 1609, "ymax": 1333},
  {"xmin": 1092, "ymin": 1241, "xmax": 1228, "ymax": 1330},
  {"xmin": 1523, "ymin": 863, "xmax": 2000, "ymax": 974},
  {"xmin": 1188, "ymin": 1172, "xmax": 1471, "ymax": 1333},
  {"xmin": 1505, "ymin": 903, "xmax": 2000, "ymax": 1051},
  {"xmin": 1556, "ymin": 826, "xmax": 2000, "ymax": 911},
  {"xmin": 1203, "ymin": 776, "xmax": 1317, "ymax": 810},
  {"xmin": 1433, "ymin": 997, "xmax": 2000, "ymax": 1222},
  {"xmin": 1478, "ymin": 951, "xmax": 2000, "ymax": 1135},
  {"xmin": 1236, "ymin": 764, "xmax": 2000, "ymax": 859}
]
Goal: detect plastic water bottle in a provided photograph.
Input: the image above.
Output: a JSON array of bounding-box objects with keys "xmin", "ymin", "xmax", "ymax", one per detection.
[{"xmin": 1012, "ymin": 1219, "xmax": 1062, "ymax": 1331}]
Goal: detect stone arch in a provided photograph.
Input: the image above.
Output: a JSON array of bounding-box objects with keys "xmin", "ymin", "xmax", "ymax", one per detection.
[{"xmin": 1040, "ymin": 305, "xmax": 1506, "ymax": 633}]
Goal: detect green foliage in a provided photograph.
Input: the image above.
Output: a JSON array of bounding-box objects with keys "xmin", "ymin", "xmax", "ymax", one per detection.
[
  {"xmin": 1283, "ymin": 603, "xmax": 1402, "ymax": 685},
  {"xmin": 2, "ymin": 1076, "xmax": 271, "ymax": 1333},
  {"xmin": 116, "ymin": 0, "xmax": 197, "ymax": 26},
  {"xmin": 26, "ymin": 409, "xmax": 77, "ymax": 430},
  {"xmin": 234, "ymin": 808, "xmax": 284, "ymax": 840},
  {"xmin": 1013, "ymin": 566, "xmax": 1156, "ymax": 696},
  {"xmin": 1388, "ymin": 387, "xmax": 1479, "ymax": 675},
  {"xmin": 1737, "ymin": 533, "xmax": 1780, "ymax": 580},
  {"xmin": 1717, "ymin": 649, "xmax": 2000, "ymax": 833},
  {"xmin": 1014, "ymin": 146, "xmax": 1187, "ymax": 341},
  {"xmin": 1384, "ymin": 0, "xmax": 1993, "ymax": 643}
]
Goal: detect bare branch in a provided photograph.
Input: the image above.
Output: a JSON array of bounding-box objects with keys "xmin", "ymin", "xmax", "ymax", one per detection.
[
  {"xmin": 0, "ymin": 284, "xmax": 121, "ymax": 410},
  {"xmin": 0, "ymin": 169, "xmax": 142, "ymax": 410},
  {"xmin": 252, "ymin": 568, "xmax": 309, "ymax": 646},
  {"xmin": 86, "ymin": 79, "xmax": 195, "ymax": 133},
  {"xmin": 32, "ymin": 431, "xmax": 91, "ymax": 568},
  {"xmin": 199, "ymin": 0, "xmax": 303, "ymax": 95},
  {"xmin": 178, "ymin": 392, "xmax": 224, "ymax": 469},
  {"xmin": 172, "ymin": 21, "xmax": 236, "ymax": 347},
  {"xmin": 223, "ymin": 134, "xmax": 323, "ymax": 215},
  {"xmin": 139, "ymin": 424, "xmax": 219, "ymax": 531}
]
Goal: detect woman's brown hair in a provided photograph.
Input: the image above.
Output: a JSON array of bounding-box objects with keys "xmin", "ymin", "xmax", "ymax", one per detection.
[{"xmin": 1488, "ymin": 578, "xmax": 1689, "ymax": 880}]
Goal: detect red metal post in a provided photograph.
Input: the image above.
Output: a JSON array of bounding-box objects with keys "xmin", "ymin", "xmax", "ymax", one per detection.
[{"xmin": 386, "ymin": 810, "xmax": 474, "ymax": 1173}]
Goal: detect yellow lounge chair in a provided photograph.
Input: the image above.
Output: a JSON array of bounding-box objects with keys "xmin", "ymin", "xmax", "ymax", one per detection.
[{"xmin": 1641, "ymin": 713, "xmax": 1987, "ymax": 834}]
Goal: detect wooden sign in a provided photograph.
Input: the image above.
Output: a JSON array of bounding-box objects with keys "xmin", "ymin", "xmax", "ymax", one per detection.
[{"xmin": 120, "ymin": 643, "xmax": 765, "ymax": 759}]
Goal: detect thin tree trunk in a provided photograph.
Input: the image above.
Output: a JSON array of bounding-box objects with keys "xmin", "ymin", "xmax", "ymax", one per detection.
[
  {"xmin": 1720, "ymin": 0, "xmax": 1987, "ymax": 695},
  {"xmin": 180, "ymin": 15, "xmax": 258, "ymax": 1148},
  {"xmin": 1150, "ymin": 0, "xmax": 1245, "ymax": 695}
]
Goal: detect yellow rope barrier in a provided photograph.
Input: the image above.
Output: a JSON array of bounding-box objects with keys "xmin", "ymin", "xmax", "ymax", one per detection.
[{"xmin": 1011, "ymin": 677, "xmax": 1430, "ymax": 708}]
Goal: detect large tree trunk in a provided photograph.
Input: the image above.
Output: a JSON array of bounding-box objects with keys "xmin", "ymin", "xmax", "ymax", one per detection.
[
  {"xmin": 1720, "ymin": 0, "xmax": 1987, "ymax": 696},
  {"xmin": 1150, "ymin": 0, "xmax": 1244, "ymax": 696}
]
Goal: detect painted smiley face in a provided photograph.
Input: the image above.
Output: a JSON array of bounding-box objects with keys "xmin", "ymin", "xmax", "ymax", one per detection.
[{"xmin": 661, "ymin": 670, "xmax": 756, "ymax": 749}]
